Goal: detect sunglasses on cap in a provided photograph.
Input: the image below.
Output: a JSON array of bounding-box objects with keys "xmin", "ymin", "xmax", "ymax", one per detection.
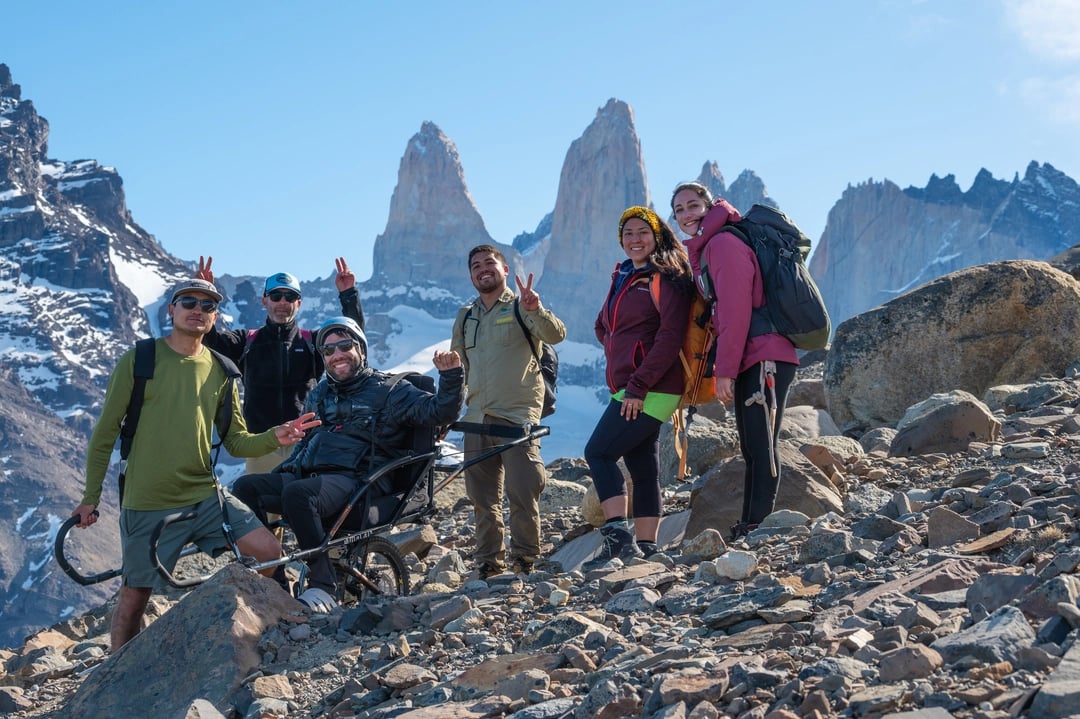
[
  {"xmin": 173, "ymin": 296, "xmax": 219, "ymax": 312},
  {"xmin": 319, "ymin": 339, "xmax": 358, "ymax": 357},
  {"xmin": 266, "ymin": 290, "xmax": 300, "ymax": 303}
]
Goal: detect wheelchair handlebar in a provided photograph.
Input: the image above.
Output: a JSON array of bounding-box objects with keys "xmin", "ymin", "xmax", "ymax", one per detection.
[
  {"xmin": 53, "ymin": 515, "xmax": 123, "ymax": 586},
  {"xmin": 149, "ymin": 510, "xmax": 213, "ymax": 588}
]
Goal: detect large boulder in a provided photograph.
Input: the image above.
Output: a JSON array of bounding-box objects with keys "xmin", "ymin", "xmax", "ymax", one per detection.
[
  {"xmin": 890, "ymin": 390, "xmax": 1001, "ymax": 457},
  {"xmin": 64, "ymin": 564, "xmax": 299, "ymax": 717},
  {"xmin": 659, "ymin": 413, "xmax": 741, "ymax": 484},
  {"xmin": 779, "ymin": 405, "xmax": 843, "ymax": 441},
  {"xmin": 824, "ymin": 261, "xmax": 1080, "ymax": 431},
  {"xmin": 685, "ymin": 441, "xmax": 843, "ymax": 539}
]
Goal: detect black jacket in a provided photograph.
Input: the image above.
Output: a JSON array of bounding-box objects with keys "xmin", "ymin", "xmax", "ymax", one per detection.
[
  {"xmin": 281, "ymin": 366, "xmax": 465, "ymax": 487},
  {"xmin": 204, "ymin": 288, "xmax": 364, "ymax": 432}
]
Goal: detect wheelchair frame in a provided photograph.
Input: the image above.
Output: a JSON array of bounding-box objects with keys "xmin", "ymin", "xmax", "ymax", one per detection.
[{"xmin": 54, "ymin": 423, "xmax": 550, "ymax": 604}]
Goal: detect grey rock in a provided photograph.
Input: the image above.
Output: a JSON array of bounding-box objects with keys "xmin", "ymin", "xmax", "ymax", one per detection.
[
  {"xmin": 930, "ymin": 605, "xmax": 1036, "ymax": 665},
  {"xmin": 1029, "ymin": 635, "xmax": 1080, "ymax": 719}
]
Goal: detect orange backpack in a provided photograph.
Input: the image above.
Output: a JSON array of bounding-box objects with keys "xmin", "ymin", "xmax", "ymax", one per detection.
[
  {"xmin": 648, "ymin": 274, "xmax": 716, "ymax": 408},
  {"xmin": 647, "ymin": 274, "xmax": 717, "ymax": 478}
]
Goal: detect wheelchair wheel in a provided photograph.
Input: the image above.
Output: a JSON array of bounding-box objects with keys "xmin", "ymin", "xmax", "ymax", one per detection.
[{"xmin": 337, "ymin": 536, "xmax": 409, "ymax": 605}]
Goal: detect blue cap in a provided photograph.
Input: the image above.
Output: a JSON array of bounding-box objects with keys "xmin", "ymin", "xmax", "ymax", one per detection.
[{"xmin": 264, "ymin": 272, "xmax": 301, "ymax": 297}]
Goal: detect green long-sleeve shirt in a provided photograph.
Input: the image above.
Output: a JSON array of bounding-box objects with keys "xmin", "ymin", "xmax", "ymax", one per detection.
[
  {"xmin": 82, "ymin": 339, "xmax": 281, "ymax": 510},
  {"xmin": 451, "ymin": 289, "xmax": 566, "ymax": 425}
]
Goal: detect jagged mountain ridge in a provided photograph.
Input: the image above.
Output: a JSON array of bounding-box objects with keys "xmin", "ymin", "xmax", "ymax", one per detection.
[
  {"xmin": 0, "ymin": 65, "xmax": 189, "ymax": 649},
  {"xmin": 809, "ymin": 162, "xmax": 1080, "ymax": 326}
]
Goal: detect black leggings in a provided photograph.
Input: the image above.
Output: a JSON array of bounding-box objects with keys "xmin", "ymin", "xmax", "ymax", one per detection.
[
  {"xmin": 734, "ymin": 360, "xmax": 797, "ymax": 525},
  {"xmin": 583, "ymin": 399, "xmax": 663, "ymax": 518}
]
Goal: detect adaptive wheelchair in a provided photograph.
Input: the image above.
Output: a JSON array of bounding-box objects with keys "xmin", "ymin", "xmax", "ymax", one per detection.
[{"xmin": 55, "ymin": 372, "xmax": 549, "ymax": 607}]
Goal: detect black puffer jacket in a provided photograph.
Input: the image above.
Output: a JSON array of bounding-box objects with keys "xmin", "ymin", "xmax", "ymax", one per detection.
[
  {"xmin": 204, "ymin": 288, "xmax": 364, "ymax": 432},
  {"xmin": 280, "ymin": 366, "xmax": 464, "ymax": 483}
]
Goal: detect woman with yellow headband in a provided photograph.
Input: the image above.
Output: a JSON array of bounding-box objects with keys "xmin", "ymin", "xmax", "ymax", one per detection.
[{"xmin": 582, "ymin": 206, "xmax": 692, "ymax": 570}]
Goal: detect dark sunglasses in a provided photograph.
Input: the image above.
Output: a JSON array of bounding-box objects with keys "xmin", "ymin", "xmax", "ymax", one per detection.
[
  {"xmin": 173, "ymin": 296, "xmax": 219, "ymax": 312},
  {"xmin": 319, "ymin": 339, "xmax": 357, "ymax": 357},
  {"xmin": 266, "ymin": 290, "xmax": 300, "ymax": 303}
]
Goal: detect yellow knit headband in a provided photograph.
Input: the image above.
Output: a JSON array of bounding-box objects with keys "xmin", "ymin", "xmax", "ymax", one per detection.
[{"xmin": 618, "ymin": 206, "xmax": 661, "ymax": 243}]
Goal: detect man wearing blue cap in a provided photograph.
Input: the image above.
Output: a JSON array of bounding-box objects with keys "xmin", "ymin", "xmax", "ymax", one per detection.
[{"xmin": 195, "ymin": 257, "xmax": 364, "ymax": 474}]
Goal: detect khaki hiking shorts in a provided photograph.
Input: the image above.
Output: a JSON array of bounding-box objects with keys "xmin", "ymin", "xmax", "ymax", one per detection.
[{"xmin": 120, "ymin": 491, "xmax": 262, "ymax": 589}]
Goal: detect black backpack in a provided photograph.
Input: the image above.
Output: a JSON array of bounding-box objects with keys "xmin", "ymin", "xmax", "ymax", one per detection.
[{"xmin": 707, "ymin": 204, "xmax": 831, "ymax": 350}]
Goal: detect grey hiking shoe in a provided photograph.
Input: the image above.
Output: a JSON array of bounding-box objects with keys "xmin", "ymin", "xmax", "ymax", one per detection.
[
  {"xmin": 297, "ymin": 587, "xmax": 338, "ymax": 613},
  {"xmin": 636, "ymin": 540, "xmax": 659, "ymax": 557},
  {"xmin": 582, "ymin": 523, "xmax": 644, "ymax": 571}
]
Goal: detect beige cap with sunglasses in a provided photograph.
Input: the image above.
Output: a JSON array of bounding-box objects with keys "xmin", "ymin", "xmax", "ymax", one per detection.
[{"xmin": 171, "ymin": 278, "xmax": 223, "ymax": 303}]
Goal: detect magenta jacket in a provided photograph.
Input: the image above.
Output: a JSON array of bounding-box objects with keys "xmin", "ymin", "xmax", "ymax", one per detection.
[
  {"xmin": 684, "ymin": 200, "xmax": 798, "ymax": 378},
  {"xmin": 594, "ymin": 262, "xmax": 692, "ymax": 399}
]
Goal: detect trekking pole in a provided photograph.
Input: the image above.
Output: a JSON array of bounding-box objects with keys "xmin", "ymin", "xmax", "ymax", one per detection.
[
  {"xmin": 743, "ymin": 361, "xmax": 779, "ymax": 478},
  {"xmin": 763, "ymin": 361, "xmax": 779, "ymax": 477}
]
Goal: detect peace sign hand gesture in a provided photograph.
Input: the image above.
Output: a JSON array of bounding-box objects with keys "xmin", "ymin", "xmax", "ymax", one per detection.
[
  {"xmin": 334, "ymin": 257, "xmax": 356, "ymax": 292},
  {"xmin": 195, "ymin": 256, "xmax": 215, "ymax": 284},
  {"xmin": 515, "ymin": 273, "xmax": 540, "ymax": 312}
]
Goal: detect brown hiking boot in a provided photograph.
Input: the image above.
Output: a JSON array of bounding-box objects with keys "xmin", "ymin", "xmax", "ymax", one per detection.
[{"xmin": 510, "ymin": 557, "xmax": 534, "ymax": 575}]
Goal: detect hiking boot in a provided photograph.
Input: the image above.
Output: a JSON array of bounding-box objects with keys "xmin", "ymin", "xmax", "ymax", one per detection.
[
  {"xmin": 477, "ymin": 562, "xmax": 503, "ymax": 581},
  {"xmin": 510, "ymin": 557, "xmax": 534, "ymax": 575},
  {"xmin": 297, "ymin": 587, "xmax": 338, "ymax": 613},
  {"xmin": 582, "ymin": 523, "xmax": 644, "ymax": 571},
  {"xmin": 729, "ymin": 522, "xmax": 760, "ymax": 541},
  {"xmin": 636, "ymin": 540, "xmax": 659, "ymax": 558}
]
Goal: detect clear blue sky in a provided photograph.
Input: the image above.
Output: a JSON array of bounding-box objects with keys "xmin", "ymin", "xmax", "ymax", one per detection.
[{"xmin": 5, "ymin": 1, "xmax": 1078, "ymax": 283}]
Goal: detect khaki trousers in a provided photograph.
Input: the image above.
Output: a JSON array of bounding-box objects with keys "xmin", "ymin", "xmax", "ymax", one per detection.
[
  {"xmin": 245, "ymin": 445, "xmax": 293, "ymax": 475},
  {"xmin": 464, "ymin": 416, "xmax": 546, "ymax": 568}
]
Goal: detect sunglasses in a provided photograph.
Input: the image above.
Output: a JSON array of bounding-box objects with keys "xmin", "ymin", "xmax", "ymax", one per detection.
[
  {"xmin": 173, "ymin": 296, "xmax": 219, "ymax": 313},
  {"xmin": 266, "ymin": 290, "xmax": 300, "ymax": 303},
  {"xmin": 319, "ymin": 339, "xmax": 357, "ymax": 357}
]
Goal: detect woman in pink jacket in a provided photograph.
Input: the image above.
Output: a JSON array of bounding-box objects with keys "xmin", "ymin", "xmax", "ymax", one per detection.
[
  {"xmin": 583, "ymin": 206, "xmax": 692, "ymax": 569},
  {"xmin": 671, "ymin": 183, "xmax": 798, "ymax": 539}
]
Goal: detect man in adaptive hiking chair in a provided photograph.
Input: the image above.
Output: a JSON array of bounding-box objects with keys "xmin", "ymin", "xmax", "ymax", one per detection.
[
  {"xmin": 71, "ymin": 279, "xmax": 320, "ymax": 652},
  {"xmin": 232, "ymin": 317, "xmax": 465, "ymax": 612},
  {"xmin": 195, "ymin": 256, "xmax": 365, "ymax": 474}
]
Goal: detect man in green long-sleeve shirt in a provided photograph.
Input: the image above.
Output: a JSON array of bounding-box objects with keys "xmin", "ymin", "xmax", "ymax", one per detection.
[{"xmin": 72, "ymin": 278, "xmax": 320, "ymax": 652}]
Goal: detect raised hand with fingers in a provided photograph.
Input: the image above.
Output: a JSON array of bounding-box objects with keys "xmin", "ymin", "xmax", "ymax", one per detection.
[
  {"xmin": 335, "ymin": 257, "xmax": 356, "ymax": 292},
  {"xmin": 274, "ymin": 411, "xmax": 322, "ymax": 447},
  {"xmin": 515, "ymin": 273, "xmax": 540, "ymax": 312},
  {"xmin": 195, "ymin": 255, "xmax": 215, "ymax": 284}
]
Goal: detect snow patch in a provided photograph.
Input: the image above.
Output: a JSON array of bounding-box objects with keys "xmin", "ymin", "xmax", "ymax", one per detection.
[{"xmin": 110, "ymin": 246, "xmax": 173, "ymax": 309}]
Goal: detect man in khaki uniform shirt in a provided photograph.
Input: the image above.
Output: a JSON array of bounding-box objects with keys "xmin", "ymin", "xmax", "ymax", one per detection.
[{"xmin": 451, "ymin": 245, "xmax": 566, "ymax": 578}]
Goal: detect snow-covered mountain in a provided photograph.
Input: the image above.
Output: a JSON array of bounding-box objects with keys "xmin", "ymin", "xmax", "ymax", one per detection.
[{"xmin": 809, "ymin": 163, "xmax": 1080, "ymax": 326}]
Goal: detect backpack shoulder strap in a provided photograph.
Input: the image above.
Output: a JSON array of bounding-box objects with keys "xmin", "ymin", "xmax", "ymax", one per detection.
[
  {"xmin": 512, "ymin": 298, "xmax": 542, "ymax": 365},
  {"xmin": 206, "ymin": 346, "xmax": 241, "ymax": 446},
  {"xmin": 721, "ymin": 220, "xmax": 751, "ymax": 246},
  {"xmin": 119, "ymin": 338, "xmax": 157, "ymax": 460},
  {"xmin": 239, "ymin": 328, "xmax": 259, "ymax": 367}
]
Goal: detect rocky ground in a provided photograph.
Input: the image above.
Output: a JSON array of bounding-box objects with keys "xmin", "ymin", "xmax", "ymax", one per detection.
[{"xmin": 5, "ymin": 368, "xmax": 1080, "ymax": 719}]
